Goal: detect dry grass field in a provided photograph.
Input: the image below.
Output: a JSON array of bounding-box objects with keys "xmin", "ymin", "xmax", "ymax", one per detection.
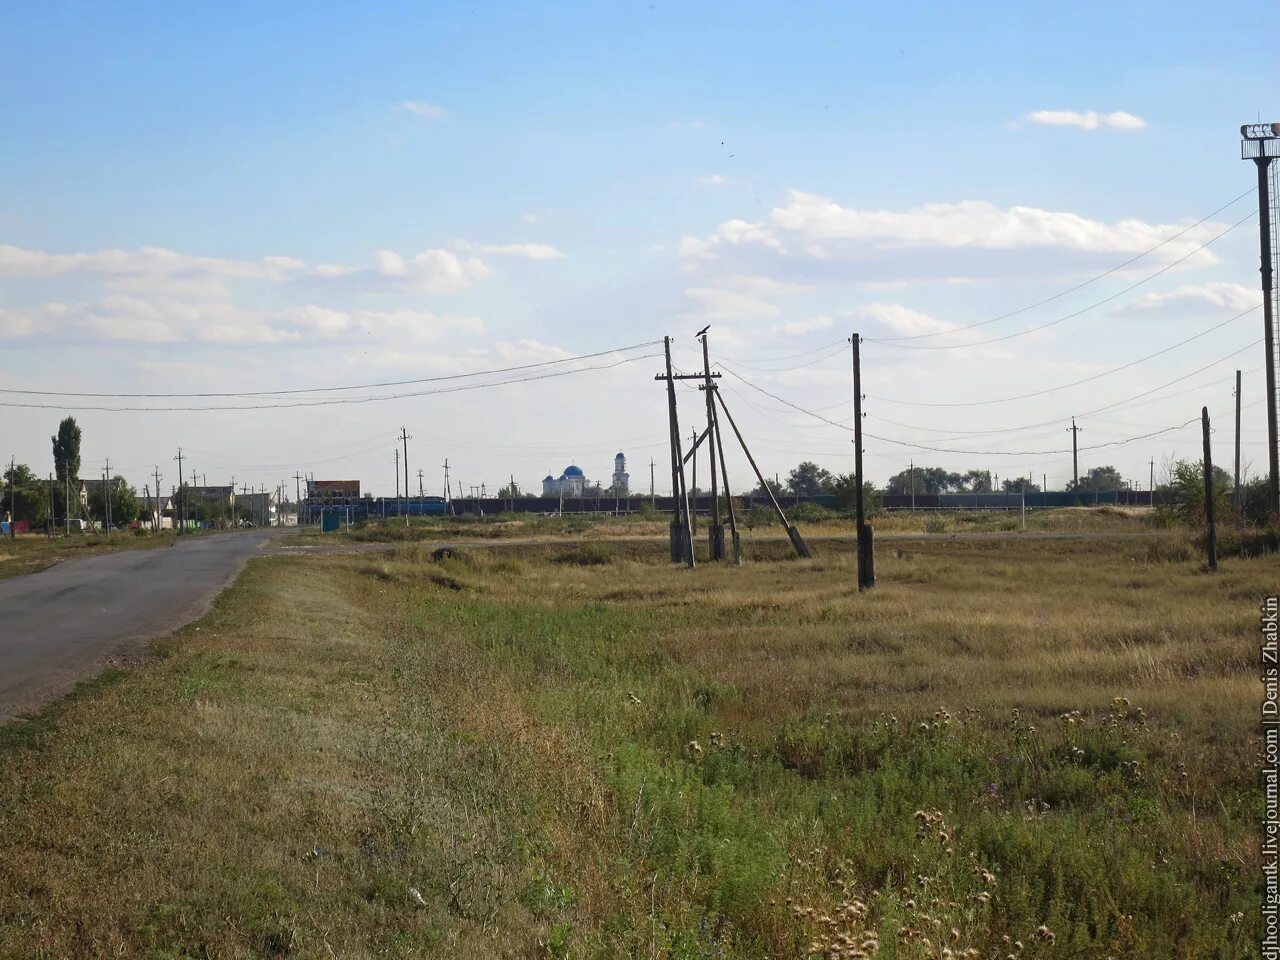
[{"xmin": 0, "ymin": 528, "xmax": 1269, "ymax": 958}]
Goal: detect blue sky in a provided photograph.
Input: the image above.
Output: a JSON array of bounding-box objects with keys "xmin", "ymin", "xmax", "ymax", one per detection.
[{"xmin": 2, "ymin": 1, "xmax": 1278, "ymax": 497}]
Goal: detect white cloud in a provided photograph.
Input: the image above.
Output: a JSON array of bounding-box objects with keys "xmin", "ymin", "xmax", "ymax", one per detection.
[
  {"xmin": 1118, "ymin": 282, "xmax": 1260, "ymax": 314},
  {"xmin": 0, "ymin": 243, "xmax": 305, "ymax": 284},
  {"xmin": 1025, "ymin": 109, "xmax": 1148, "ymax": 131},
  {"xmin": 772, "ymin": 315, "xmax": 834, "ymax": 336},
  {"xmin": 854, "ymin": 302, "xmax": 955, "ymax": 337},
  {"xmin": 401, "ymin": 101, "xmax": 447, "ymax": 118},
  {"xmin": 683, "ymin": 287, "xmax": 782, "ymax": 321},
  {"xmin": 679, "ymin": 218, "xmax": 786, "ymax": 262},
  {"xmin": 452, "ymin": 240, "xmax": 566, "ymax": 260},
  {"xmin": 369, "ymin": 248, "xmax": 492, "ymax": 291},
  {"xmin": 520, "ymin": 212, "xmax": 540, "ymax": 223},
  {"xmin": 767, "ymin": 189, "xmax": 1215, "ymax": 261}
]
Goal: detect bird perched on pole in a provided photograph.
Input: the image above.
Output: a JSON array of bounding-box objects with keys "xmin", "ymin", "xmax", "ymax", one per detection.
[{"xmin": 695, "ymin": 324, "xmax": 710, "ymax": 338}]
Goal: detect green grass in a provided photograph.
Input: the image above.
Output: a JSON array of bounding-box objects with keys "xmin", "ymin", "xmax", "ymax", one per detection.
[{"xmin": 0, "ymin": 532, "xmax": 1268, "ymax": 957}]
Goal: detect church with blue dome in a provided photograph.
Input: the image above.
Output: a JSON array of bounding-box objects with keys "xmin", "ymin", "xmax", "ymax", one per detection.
[{"xmin": 542, "ymin": 454, "xmax": 629, "ymax": 498}]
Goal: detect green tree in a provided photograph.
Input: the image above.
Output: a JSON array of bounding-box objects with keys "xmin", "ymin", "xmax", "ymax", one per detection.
[
  {"xmin": 1161, "ymin": 460, "xmax": 1231, "ymax": 526},
  {"xmin": 87, "ymin": 476, "xmax": 141, "ymax": 526},
  {"xmin": 1000, "ymin": 477, "xmax": 1041, "ymax": 493},
  {"xmin": 749, "ymin": 477, "xmax": 784, "ymax": 499},
  {"xmin": 828, "ymin": 473, "xmax": 882, "ymax": 514},
  {"xmin": 3, "ymin": 463, "xmax": 50, "ymax": 525},
  {"xmin": 885, "ymin": 465, "xmax": 962, "ymax": 495},
  {"xmin": 787, "ymin": 461, "xmax": 834, "ymax": 498},
  {"xmin": 1070, "ymin": 465, "xmax": 1124, "ymax": 492},
  {"xmin": 52, "ymin": 417, "xmax": 82, "ymax": 482},
  {"xmin": 960, "ymin": 470, "xmax": 993, "ymax": 493}
]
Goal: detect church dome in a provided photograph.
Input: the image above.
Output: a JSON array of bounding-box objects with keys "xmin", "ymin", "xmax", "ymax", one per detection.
[
  {"xmin": 562, "ymin": 465, "xmax": 584, "ymax": 477},
  {"xmin": 543, "ymin": 475, "xmax": 555, "ymax": 482}
]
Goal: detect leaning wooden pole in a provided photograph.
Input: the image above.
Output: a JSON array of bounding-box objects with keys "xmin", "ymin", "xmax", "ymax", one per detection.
[
  {"xmin": 714, "ymin": 388, "xmax": 811, "ymax": 559},
  {"xmin": 1202, "ymin": 405, "xmax": 1218, "ymax": 572},
  {"xmin": 709, "ymin": 385, "xmax": 741, "ymax": 564},
  {"xmin": 662, "ymin": 337, "xmax": 695, "ymax": 567}
]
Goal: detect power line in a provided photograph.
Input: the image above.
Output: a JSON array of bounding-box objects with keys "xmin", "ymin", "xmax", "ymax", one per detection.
[
  {"xmin": 865, "ymin": 209, "xmax": 1256, "ymax": 350},
  {"xmin": 865, "ymin": 304, "xmax": 1259, "ymax": 407},
  {"xmin": 0, "ymin": 353, "xmax": 660, "ymax": 412},
  {"xmin": 0, "ymin": 340, "xmax": 662, "ymax": 399},
  {"xmin": 868, "ymin": 188, "xmax": 1255, "ymax": 344}
]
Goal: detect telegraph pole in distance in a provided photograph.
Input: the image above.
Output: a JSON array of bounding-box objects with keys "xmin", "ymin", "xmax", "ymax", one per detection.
[
  {"xmin": 173, "ymin": 448, "xmax": 185, "ymax": 534},
  {"xmin": 399, "ymin": 426, "xmax": 411, "ymax": 509},
  {"xmin": 1202, "ymin": 406, "xmax": 1218, "ymax": 571},
  {"xmin": 153, "ymin": 467, "xmax": 162, "ymax": 532},
  {"xmin": 103, "ymin": 458, "xmax": 112, "ymax": 533},
  {"xmin": 851, "ymin": 333, "xmax": 874, "ymax": 589},
  {"xmin": 394, "ymin": 448, "xmax": 400, "ymax": 517},
  {"xmin": 1067, "ymin": 419, "xmax": 1081, "ymax": 501},
  {"xmin": 649, "ymin": 458, "xmax": 655, "ymax": 507},
  {"xmin": 6, "ymin": 456, "xmax": 14, "ymax": 541},
  {"xmin": 1242, "ymin": 122, "xmax": 1280, "ymax": 517}
]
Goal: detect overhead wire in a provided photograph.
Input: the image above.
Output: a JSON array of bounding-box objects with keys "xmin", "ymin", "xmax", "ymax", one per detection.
[
  {"xmin": 0, "ymin": 352, "xmax": 662, "ymax": 412},
  {"xmin": 864, "ymin": 304, "xmax": 1259, "ymax": 407},
  {"xmin": 868, "ymin": 188, "xmax": 1256, "ymax": 344},
  {"xmin": 0, "ymin": 340, "xmax": 663, "ymax": 399}
]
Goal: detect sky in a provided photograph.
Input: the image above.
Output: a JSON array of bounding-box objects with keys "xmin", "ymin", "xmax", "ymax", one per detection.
[{"xmin": 2, "ymin": 0, "xmax": 1279, "ymax": 499}]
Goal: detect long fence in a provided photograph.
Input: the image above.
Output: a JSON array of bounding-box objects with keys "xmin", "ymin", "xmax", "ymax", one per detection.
[{"xmin": 304, "ymin": 489, "xmax": 1164, "ymax": 523}]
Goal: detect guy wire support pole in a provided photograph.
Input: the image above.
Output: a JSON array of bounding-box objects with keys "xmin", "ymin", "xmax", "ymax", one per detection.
[
  {"xmin": 714, "ymin": 387, "xmax": 811, "ymax": 559},
  {"xmin": 1202, "ymin": 406, "xmax": 1218, "ymax": 572},
  {"xmin": 659, "ymin": 335, "xmax": 695, "ymax": 567},
  {"xmin": 708, "ymin": 383, "xmax": 741, "ymax": 564},
  {"xmin": 699, "ymin": 330, "xmax": 724, "ymax": 560},
  {"xmin": 851, "ymin": 333, "xmax": 874, "ymax": 589},
  {"xmin": 690, "ymin": 427, "xmax": 698, "ymax": 536}
]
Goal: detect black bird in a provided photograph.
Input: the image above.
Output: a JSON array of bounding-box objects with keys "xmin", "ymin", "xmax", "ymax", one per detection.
[{"xmin": 695, "ymin": 324, "xmax": 710, "ymax": 338}]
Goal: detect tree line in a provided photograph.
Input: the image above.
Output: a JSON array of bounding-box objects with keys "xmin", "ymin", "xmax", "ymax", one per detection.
[{"xmin": 2, "ymin": 416, "xmax": 265, "ymax": 530}]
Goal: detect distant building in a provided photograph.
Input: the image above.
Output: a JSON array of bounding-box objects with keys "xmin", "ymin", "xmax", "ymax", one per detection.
[
  {"xmin": 306, "ymin": 479, "xmax": 361, "ymax": 508},
  {"xmin": 543, "ymin": 465, "xmax": 587, "ymax": 498},
  {"xmin": 238, "ymin": 490, "xmax": 277, "ymax": 526},
  {"xmin": 611, "ymin": 452, "xmax": 629, "ymax": 495}
]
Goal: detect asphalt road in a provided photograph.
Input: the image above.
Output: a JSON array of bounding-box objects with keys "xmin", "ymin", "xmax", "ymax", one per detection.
[{"xmin": 0, "ymin": 529, "xmax": 280, "ymax": 723}]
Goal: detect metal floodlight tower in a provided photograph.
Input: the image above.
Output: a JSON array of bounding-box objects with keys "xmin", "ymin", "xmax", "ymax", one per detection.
[{"xmin": 1242, "ymin": 122, "xmax": 1280, "ymax": 519}]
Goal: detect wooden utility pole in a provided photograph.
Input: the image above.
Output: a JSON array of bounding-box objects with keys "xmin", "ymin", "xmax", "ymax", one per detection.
[
  {"xmin": 1067, "ymin": 419, "xmax": 1081, "ymax": 499},
  {"xmin": 659, "ymin": 336, "xmax": 695, "ymax": 567},
  {"xmin": 649, "ymin": 459, "xmax": 655, "ymax": 506},
  {"xmin": 1149, "ymin": 458, "xmax": 1155, "ymax": 505},
  {"xmin": 399, "ymin": 427, "xmax": 411, "ymax": 509},
  {"xmin": 173, "ymin": 448, "xmax": 185, "ymax": 533},
  {"xmin": 1202, "ymin": 406, "xmax": 1218, "ymax": 571},
  {"xmin": 443, "ymin": 460, "xmax": 453, "ymax": 515},
  {"xmin": 699, "ymin": 332, "xmax": 724, "ymax": 559},
  {"xmin": 154, "ymin": 467, "xmax": 163, "ymax": 532},
  {"xmin": 103, "ymin": 459, "xmax": 112, "ymax": 533},
  {"xmin": 714, "ymin": 388, "xmax": 811, "ymax": 558},
  {"xmin": 6, "ymin": 456, "xmax": 14, "ymax": 540},
  {"xmin": 394, "ymin": 448, "xmax": 400, "ymax": 508},
  {"xmin": 1234, "ymin": 369, "xmax": 1243, "ymax": 528},
  {"xmin": 851, "ymin": 334, "xmax": 874, "ymax": 589}
]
